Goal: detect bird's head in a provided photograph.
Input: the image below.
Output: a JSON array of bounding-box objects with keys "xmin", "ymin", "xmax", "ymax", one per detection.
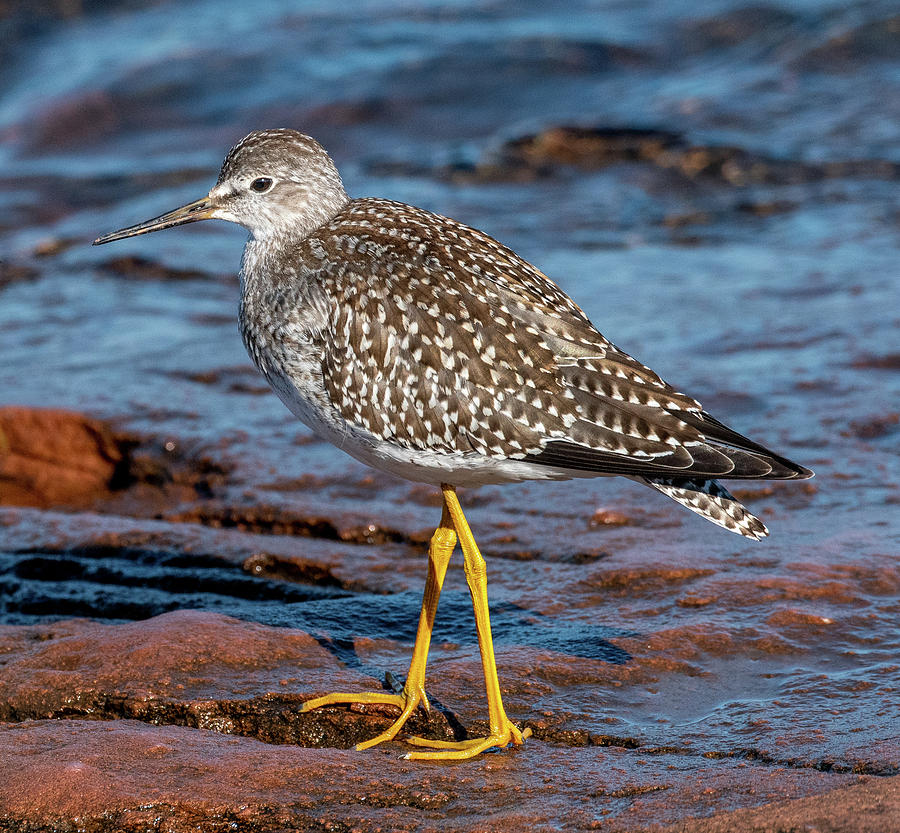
[{"xmin": 93, "ymin": 129, "xmax": 349, "ymax": 246}]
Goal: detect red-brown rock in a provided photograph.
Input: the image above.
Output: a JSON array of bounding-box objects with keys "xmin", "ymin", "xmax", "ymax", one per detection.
[
  {"xmin": 1, "ymin": 719, "xmax": 892, "ymax": 833},
  {"xmin": 0, "ymin": 407, "xmax": 125, "ymax": 508},
  {"xmin": 1, "ymin": 611, "xmax": 896, "ymax": 831}
]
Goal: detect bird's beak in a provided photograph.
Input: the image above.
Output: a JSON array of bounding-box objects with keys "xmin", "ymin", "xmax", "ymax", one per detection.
[{"xmin": 92, "ymin": 195, "xmax": 216, "ymax": 245}]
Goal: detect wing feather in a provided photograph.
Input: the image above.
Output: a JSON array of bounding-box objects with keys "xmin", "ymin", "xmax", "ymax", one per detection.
[{"xmin": 311, "ymin": 198, "xmax": 810, "ymax": 483}]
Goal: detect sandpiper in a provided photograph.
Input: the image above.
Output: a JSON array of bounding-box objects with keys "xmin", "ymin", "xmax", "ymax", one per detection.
[{"xmin": 94, "ymin": 129, "xmax": 812, "ymax": 760}]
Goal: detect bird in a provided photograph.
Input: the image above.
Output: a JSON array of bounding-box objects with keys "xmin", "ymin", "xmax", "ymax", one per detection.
[{"xmin": 94, "ymin": 128, "xmax": 813, "ymax": 760}]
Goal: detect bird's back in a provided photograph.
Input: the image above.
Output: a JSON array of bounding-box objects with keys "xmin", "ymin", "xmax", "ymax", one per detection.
[
  {"xmin": 96, "ymin": 126, "xmax": 811, "ymax": 547},
  {"xmin": 239, "ymin": 196, "xmax": 810, "ymax": 503}
]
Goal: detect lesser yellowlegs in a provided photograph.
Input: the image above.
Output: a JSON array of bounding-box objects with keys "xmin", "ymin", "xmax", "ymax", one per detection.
[{"xmin": 94, "ymin": 129, "xmax": 812, "ymax": 760}]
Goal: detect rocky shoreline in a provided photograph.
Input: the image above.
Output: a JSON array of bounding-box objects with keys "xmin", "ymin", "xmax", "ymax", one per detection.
[{"xmin": 2, "ymin": 407, "xmax": 898, "ymax": 831}]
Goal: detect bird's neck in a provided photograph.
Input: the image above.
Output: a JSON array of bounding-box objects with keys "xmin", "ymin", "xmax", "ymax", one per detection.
[
  {"xmin": 239, "ymin": 236, "xmax": 277, "ymax": 293},
  {"xmin": 239, "ymin": 189, "xmax": 350, "ymax": 293},
  {"xmin": 250, "ymin": 189, "xmax": 350, "ymax": 248}
]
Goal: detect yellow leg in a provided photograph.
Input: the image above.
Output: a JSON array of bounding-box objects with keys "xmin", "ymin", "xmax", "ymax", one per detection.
[
  {"xmin": 300, "ymin": 499, "xmax": 457, "ymax": 750},
  {"xmin": 403, "ymin": 486, "xmax": 531, "ymax": 761}
]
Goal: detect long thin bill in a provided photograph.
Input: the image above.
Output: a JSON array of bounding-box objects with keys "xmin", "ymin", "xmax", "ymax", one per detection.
[{"xmin": 93, "ymin": 196, "xmax": 215, "ymax": 245}]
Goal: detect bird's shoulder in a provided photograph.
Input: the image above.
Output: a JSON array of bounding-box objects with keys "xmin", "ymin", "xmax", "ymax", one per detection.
[
  {"xmin": 313, "ymin": 198, "xmax": 694, "ymax": 399},
  {"xmin": 288, "ymin": 198, "xmax": 710, "ymax": 461},
  {"xmin": 300, "ymin": 197, "xmax": 591, "ymax": 327}
]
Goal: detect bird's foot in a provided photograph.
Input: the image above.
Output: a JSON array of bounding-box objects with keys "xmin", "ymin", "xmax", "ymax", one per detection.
[
  {"xmin": 300, "ymin": 685, "xmax": 431, "ymax": 751},
  {"xmin": 403, "ymin": 720, "xmax": 531, "ymax": 761}
]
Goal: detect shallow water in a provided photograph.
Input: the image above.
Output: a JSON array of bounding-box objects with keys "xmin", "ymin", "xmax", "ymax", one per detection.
[{"xmin": 1, "ymin": 0, "xmax": 899, "ymax": 798}]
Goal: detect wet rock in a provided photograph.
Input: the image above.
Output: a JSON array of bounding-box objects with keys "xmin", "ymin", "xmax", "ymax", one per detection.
[
  {"xmin": 677, "ymin": 5, "xmax": 799, "ymax": 51},
  {"xmin": 586, "ymin": 566, "xmax": 715, "ymax": 596},
  {"xmin": 96, "ymin": 255, "xmax": 225, "ymax": 282},
  {"xmin": 661, "ymin": 210, "xmax": 712, "ymax": 228},
  {"xmin": 675, "ymin": 594, "xmax": 715, "ymax": 608},
  {"xmin": 164, "ymin": 502, "xmax": 413, "ymax": 545},
  {"xmin": 795, "ymin": 14, "xmax": 900, "ymax": 72},
  {"xmin": 0, "ymin": 610, "xmax": 454, "ymax": 747},
  {"xmin": 243, "ymin": 551, "xmax": 347, "ymax": 588},
  {"xmin": 0, "ymin": 543, "xmax": 897, "ymax": 828},
  {"xmin": 24, "ymin": 89, "xmax": 122, "ymax": 152},
  {"xmin": 0, "ymin": 261, "xmax": 39, "ymax": 289},
  {"xmin": 0, "ymin": 540, "xmax": 365, "ymax": 622},
  {"xmin": 454, "ymin": 126, "xmax": 900, "ymax": 186},
  {"xmin": 301, "ymin": 96, "xmax": 397, "ymax": 128},
  {"xmin": 103, "ymin": 435, "xmax": 230, "ymax": 516},
  {"xmin": 0, "ymin": 718, "xmax": 886, "ymax": 832},
  {"xmin": 0, "ymin": 407, "xmax": 232, "ymax": 514},
  {"xmin": 845, "ymin": 413, "xmax": 899, "ymax": 440},
  {"xmin": 18, "ymin": 81, "xmax": 190, "ymax": 154},
  {"xmin": 736, "ymin": 199, "xmax": 797, "ymax": 217},
  {"xmin": 588, "ymin": 508, "xmax": 631, "ymax": 527},
  {"xmin": 655, "ymin": 775, "xmax": 900, "ymax": 833},
  {"xmin": 852, "ymin": 353, "xmax": 900, "ymax": 370},
  {"xmin": 765, "ymin": 608, "xmax": 834, "ymax": 628},
  {"xmin": 31, "ymin": 236, "xmax": 80, "ymax": 257},
  {"xmin": 481, "ymin": 127, "xmax": 681, "ymax": 181},
  {"xmin": 0, "ymin": 408, "xmax": 127, "ymax": 509},
  {"xmin": 0, "ymin": 411, "xmax": 265, "ymax": 569},
  {"xmin": 168, "ymin": 365, "xmax": 272, "ymax": 395}
]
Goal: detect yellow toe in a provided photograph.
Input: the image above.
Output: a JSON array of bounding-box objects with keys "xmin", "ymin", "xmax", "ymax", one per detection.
[
  {"xmin": 300, "ymin": 691, "xmax": 406, "ymax": 713},
  {"xmin": 403, "ymin": 722, "xmax": 530, "ymax": 761},
  {"xmin": 302, "ymin": 687, "xmax": 434, "ymax": 751}
]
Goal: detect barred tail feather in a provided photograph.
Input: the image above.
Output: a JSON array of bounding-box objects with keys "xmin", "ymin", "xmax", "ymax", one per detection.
[{"xmin": 639, "ymin": 477, "xmax": 769, "ymax": 541}]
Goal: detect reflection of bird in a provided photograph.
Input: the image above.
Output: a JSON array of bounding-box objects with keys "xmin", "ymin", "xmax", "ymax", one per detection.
[{"xmin": 94, "ymin": 129, "xmax": 812, "ymax": 760}]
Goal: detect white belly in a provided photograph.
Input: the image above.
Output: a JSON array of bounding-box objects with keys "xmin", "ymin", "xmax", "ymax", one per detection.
[{"xmin": 266, "ymin": 365, "xmax": 581, "ymax": 487}]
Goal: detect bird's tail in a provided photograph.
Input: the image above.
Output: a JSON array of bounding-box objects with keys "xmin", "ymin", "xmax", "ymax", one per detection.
[{"xmin": 639, "ymin": 477, "xmax": 768, "ymax": 541}]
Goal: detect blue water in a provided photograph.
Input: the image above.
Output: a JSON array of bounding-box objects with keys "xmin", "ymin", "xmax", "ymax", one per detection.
[{"xmin": 1, "ymin": 0, "xmax": 898, "ymax": 785}]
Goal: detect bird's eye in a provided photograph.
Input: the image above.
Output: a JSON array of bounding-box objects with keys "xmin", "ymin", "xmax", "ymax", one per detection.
[{"xmin": 250, "ymin": 177, "xmax": 274, "ymax": 193}]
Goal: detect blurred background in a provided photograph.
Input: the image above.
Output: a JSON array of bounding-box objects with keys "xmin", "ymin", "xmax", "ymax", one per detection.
[
  {"xmin": 0, "ymin": 0, "xmax": 898, "ymax": 800},
  {"xmin": 2, "ymin": 0, "xmax": 897, "ymax": 431}
]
